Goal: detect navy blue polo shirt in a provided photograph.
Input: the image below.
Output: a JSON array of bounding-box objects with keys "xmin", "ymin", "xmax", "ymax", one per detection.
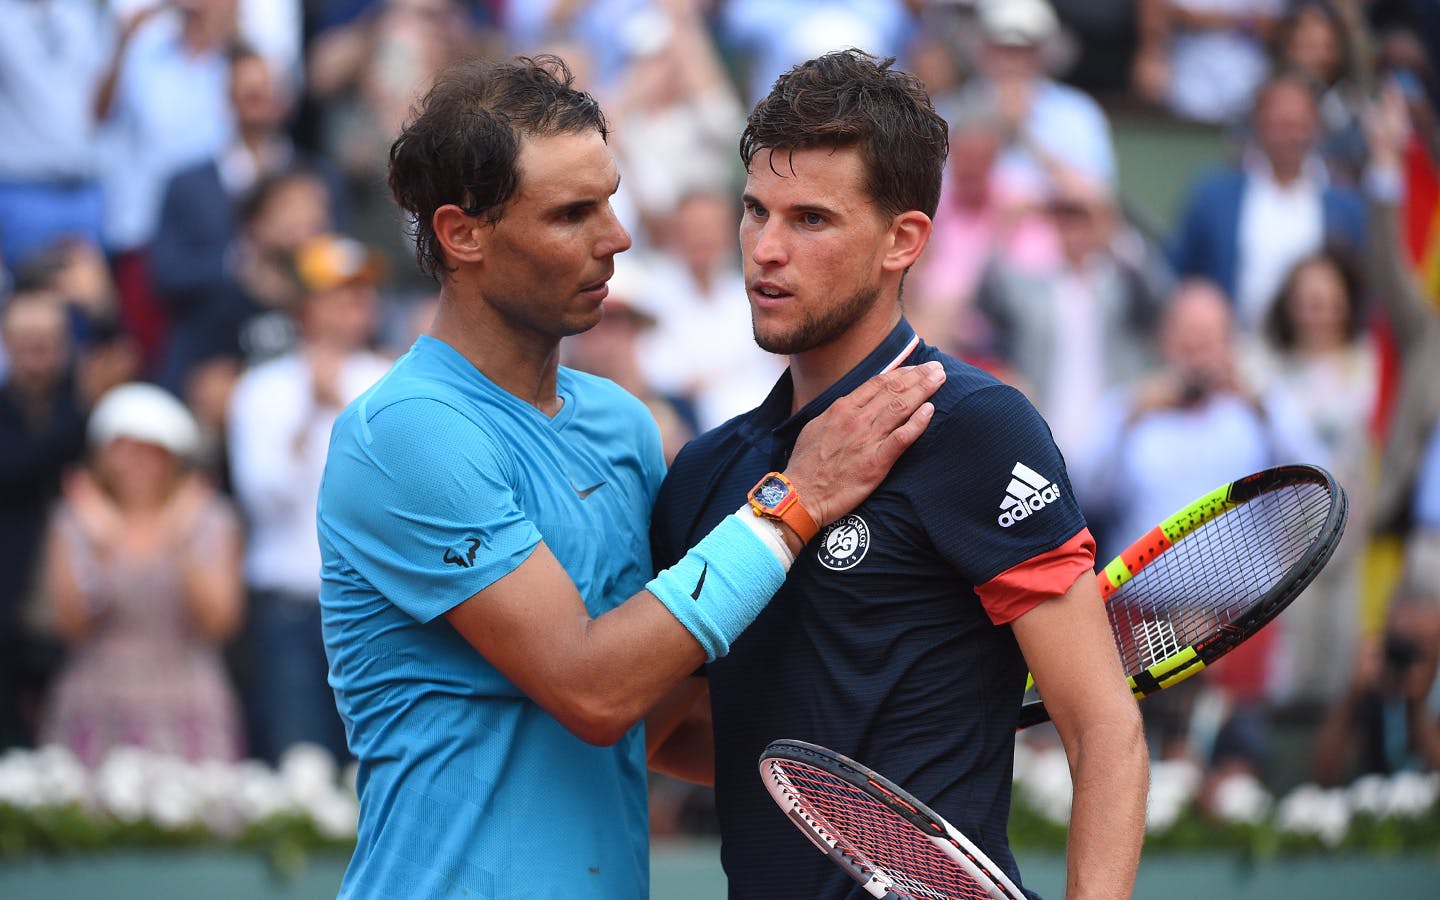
[{"xmin": 650, "ymin": 320, "xmax": 1094, "ymax": 899}]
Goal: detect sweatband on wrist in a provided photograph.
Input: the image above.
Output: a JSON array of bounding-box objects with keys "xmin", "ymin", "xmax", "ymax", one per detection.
[
  {"xmin": 647, "ymin": 511, "xmax": 790, "ymax": 661},
  {"xmin": 736, "ymin": 504, "xmax": 797, "ymax": 568}
]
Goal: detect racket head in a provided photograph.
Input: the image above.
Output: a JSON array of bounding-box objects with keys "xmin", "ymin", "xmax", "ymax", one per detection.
[
  {"xmin": 758, "ymin": 739, "xmax": 1025, "ymax": 900},
  {"xmin": 1018, "ymin": 463, "xmax": 1348, "ymax": 729}
]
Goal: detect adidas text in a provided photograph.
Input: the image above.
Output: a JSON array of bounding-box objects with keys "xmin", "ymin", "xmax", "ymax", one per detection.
[
  {"xmin": 998, "ymin": 484, "xmax": 1060, "ymax": 527},
  {"xmin": 997, "ymin": 462, "xmax": 1059, "ymax": 527}
]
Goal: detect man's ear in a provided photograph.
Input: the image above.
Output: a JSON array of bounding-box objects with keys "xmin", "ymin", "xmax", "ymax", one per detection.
[
  {"xmin": 433, "ymin": 204, "xmax": 486, "ymax": 266},
  {"xmin": 881, "ymin": 210, "xmax": 932, "ymax": 273}
]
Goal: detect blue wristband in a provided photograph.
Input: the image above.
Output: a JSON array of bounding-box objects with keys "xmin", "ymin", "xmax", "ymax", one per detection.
[{"xmin": 647, "ymin": 513, "xmax": 789, "ymax": 661}]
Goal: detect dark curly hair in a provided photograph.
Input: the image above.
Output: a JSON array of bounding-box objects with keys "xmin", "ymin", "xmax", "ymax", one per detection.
[
  {"xmin": 388, "ymin": 54, "xmax": 608, "ymax": 281},
  {"xmin": 740, "ymin": 49, "xmax": 949, "ymax": 220},
  {"xmin": 1264, "ymin": 245, "xmax": 1367, "ymax": 350}
]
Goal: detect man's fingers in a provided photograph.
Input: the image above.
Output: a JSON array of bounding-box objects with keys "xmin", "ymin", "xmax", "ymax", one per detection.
[
  {"xmin": 859, "ymin": 360, "xmax": 945, "ymax": 409},
  {"xmin": 842, "ymin": 360, "xmax": 945, "ymax": 411},
  {"xmin": 865, "ymin": 361, "xmax": 945, "ymax": 426},
  {"xmin": 875, "ymin": 401, "xmax": 936, "ymax": 466}
]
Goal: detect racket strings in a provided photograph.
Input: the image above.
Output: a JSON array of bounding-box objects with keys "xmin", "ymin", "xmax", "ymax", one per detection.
[
  {"xmin": 772, "ymin": 760, "xmax": 1000, "ymax": 900},
  {"xmin": 1106, "ymin": 482, "xmax": 1333, "ymax": 674}
]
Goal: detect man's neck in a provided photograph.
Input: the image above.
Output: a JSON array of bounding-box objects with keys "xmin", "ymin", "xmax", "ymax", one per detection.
[
  {"xmin": 4, "ymin": 378, "xmax": 62, "ymax": 431},
  {"xmin": 1271, "ymin": 163, "xmax": 1303, "ymax": 186},
  {"xmin": 788, "ymin": 304, "xmax": 903, "ymax": 412},
  {"xmin": 239, "ymin": 130, "xmax": 277, "ymax": 160},
  {"xmin": 429, "ymin": 289, "xmax": 564, "ymax": 416}
]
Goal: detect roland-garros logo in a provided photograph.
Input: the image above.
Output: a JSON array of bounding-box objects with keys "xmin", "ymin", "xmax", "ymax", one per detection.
[{"xmin": 997, "ymin": 462, "xmax": 1060, "ymax": 528}]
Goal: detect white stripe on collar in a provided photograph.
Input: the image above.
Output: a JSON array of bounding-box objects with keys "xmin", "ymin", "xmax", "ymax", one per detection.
[{"xmin": 880, "ymin": 335, "xmax": 921, "ymax": 373}]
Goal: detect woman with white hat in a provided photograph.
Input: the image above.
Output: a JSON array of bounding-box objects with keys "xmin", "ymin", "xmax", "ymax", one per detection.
[{"xmin": 39, "ymin": 382, "xmax": 245, "ymax": 765}]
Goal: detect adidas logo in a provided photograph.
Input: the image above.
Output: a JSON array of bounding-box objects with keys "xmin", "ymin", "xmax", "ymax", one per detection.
[{"xmin": 997, "ymin": 462, "xmax": 1060, "ymax": 528}]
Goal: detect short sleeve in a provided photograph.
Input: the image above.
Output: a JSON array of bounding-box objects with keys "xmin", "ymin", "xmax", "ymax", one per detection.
[
  {"xmin": 914, "ymin": 384, "xmax": 1094, "ymax": 624},
  {"xmin": 318, "ymin": 397, "xmax": 541, "ymax": 623}
]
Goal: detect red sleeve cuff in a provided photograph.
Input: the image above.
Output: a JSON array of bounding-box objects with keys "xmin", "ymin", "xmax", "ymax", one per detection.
[{"xmin": 976, "ymin": 527, "xmax": 1096, "ymax": 626}]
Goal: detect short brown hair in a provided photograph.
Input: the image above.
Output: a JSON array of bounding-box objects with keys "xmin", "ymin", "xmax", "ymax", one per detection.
[
  {"xmin": 388, "ymin": 54, "xmax": 608, "ymax": 281},
  {"xmin": 740, "ymin": 49, "xmax": 949, "ymax": 220}
]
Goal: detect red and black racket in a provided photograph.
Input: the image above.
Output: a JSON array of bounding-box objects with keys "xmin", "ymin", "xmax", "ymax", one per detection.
[{"xmin": 759, "ymin": 739, "xmax": 1025, "ymax": 900}]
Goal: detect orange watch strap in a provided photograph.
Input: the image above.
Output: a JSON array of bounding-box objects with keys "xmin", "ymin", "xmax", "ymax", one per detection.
[{"xmin": 778, "ymin": 497, "xmax": 820, "ymax": 545}]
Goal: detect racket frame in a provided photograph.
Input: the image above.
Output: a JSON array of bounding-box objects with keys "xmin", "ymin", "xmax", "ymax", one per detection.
[
  {"xmin": 1017, "ymin": 463, "xmax": 1348, "ymax": 729},
  {"xmin": 759, "ymin": 739, "xmax": 1026, "ymax": 900}
]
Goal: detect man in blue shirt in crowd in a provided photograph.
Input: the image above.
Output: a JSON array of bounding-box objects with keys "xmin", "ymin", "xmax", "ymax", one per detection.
[
  {"xmin": 315, "ymin": 54, "xmax": 945, "ymax": 897},
  {"xmin": 649, "ymin": 50, "xmax": 1148, "ymax": 899}
]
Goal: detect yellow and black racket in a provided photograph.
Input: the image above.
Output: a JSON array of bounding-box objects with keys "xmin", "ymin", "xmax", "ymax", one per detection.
[
  {"xmin": 760, "ymin": 739, "xmax": 1025, "ymax": 899},
  {"xmin": 1017, "ymin": 463, "xmax": 1348, "ymax": 730}
]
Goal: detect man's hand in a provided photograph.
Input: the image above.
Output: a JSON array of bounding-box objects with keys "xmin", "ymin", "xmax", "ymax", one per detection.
[
  {"xmin": 1362, "ymin": 80, "xmax": 1412, "ymax": 170},
  {"xmin": 783, "ymin": 360, "xmax": 945, "ymax": 529}
]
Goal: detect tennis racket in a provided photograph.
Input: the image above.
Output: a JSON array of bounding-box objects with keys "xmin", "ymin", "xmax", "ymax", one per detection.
[
  {"xmin": 759, "ymin": 739, "xmax": 1025, "ymax": 900},
  {"xmin": 1017, "ymin": 462, "xmax": 1348, "ymax": 729}
]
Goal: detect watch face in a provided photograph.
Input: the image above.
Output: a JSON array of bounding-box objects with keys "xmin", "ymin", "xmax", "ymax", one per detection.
[{"xmin": 755, "ymin": 476, "xmax": 791, "ymax": 508}]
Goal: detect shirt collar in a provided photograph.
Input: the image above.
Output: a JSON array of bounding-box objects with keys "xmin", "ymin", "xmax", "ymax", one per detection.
[
  {"xmin": 746, "ymin": 318, "xmax": 922, "ymax": 446},
  {"xmin": 1243, "ymin": 146, "xmax": 1330, "ymax": 190}
]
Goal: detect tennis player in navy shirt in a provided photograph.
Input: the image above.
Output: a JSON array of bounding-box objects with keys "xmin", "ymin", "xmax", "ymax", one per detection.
[
  {"xmin": 649, "ymin": 51, "xmax": 1147, "ymax": 899},
  {"xmin": 317, "ymin": 55, "xmax": 946, "ymax": 898}
]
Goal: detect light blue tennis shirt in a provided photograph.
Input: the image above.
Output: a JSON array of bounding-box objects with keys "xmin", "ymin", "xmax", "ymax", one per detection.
[{"xmin": 317, "ymin": 335, "xmax": 665, "ymax": 898}]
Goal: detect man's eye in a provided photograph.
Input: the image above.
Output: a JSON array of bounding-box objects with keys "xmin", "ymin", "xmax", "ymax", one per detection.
[{"xmin": 803, "ymin": 212, "xmax": 824, "ymax": 226}]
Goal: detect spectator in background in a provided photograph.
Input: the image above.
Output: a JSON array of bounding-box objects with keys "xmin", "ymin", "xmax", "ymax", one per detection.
[
  {"xmin": 504, "ymin": 0, "xmax": 660, "ymax": 98},
  {"xmin": 1081, "ymin": 280, "xmax": 1326, "ymax": 777},
  {"xmin": 1132, "ymin": 0, "xmax": 1287, "ymax": 125},
  {"xmin": 234, "ymin": 0, "xmax": 302, "ymax": 95},
  {"xmin": 0, "ymin": 0, "xmax": 114, "ymax": 270},
  {"xmin": 973, "ymin": 173, "xmax": 1170, "ymax": 475},
  {"xmin": 1364, "ymin": 82, "xmax": 1440, "ymax": 643},
  {"xmin": 159, "ymin": 166, "xmax": 333, "ymax": 401},
  {"xmin": 1311, "ymin": 79, "xmax": 1440, "ymax": 787},
  {"xmin": 717, "ymin": 0, "xmax": 916, "ymax": 106},
  {"xmin": 1374, "ymin": 24, "xmax": 1440, "ymax": 167},
  {"xmin": 948, "ymin": 0, "xmax": 1118, "ymax": 197},
  {"xmin": 1082, "ymin": 279, "xmax": 1326, "ymax": 564},
  {"xmin": 306, "ymin": 0, "xmax": 483, "ymax": 294},
  {"xmin": 906, "ymin": 109, "xmax": 1061, "ymax": 357},
  {"xmin": 1170, "ymin": 71, "xmax": 1366, "ymax": 333},
  {"xmin": 12, "ymin": 239, "xmax": 123, "ymax": 344},
  {"xmin": 606, "ymin": 0, "xmax": 746, "ymax": 245},
  {"xmin": 561, "ymin": 253, "xmax": 696, "ymax": 465},
  {"xmin": 1312, "ymin": 584, "xmax": 1440, "ymax": 784},
  {"xmin": 637, "ymin": 187, "xmax": 787, "ymax": 431},
  {"xmin": 151, "ymin": 47, "xmax": 341, "ymax": 336},
  {"xmin": 95, "ymin": 0, "xmax": 240, "ymax": 370},
  {"xmin": 1048, "ymin": 0, "xmax": 1141, "ymax": 99},
  {"xmin": 109, "ymin": 0, "xmax": 305, "ymax": 98},
  {"xmin": 227, "ymin": 234, "xmax": 391, "ymax": 764},
  {"xmin": 0, "ymin": 292, "xmax": 89, "ymax": 748},
  {"xmin": 5, "ymin": 238, "xmax": 141, "ymax": 437},
  {"xmin": 1249, "ymin": 248, "xmax": 1379, "ymax": 704},
  {"xmin": 40, "ymin": 382, "xmax": 245, "ymax": 766},
  {"xmin": 1273, "ymin": 0, "xmax": 1375, "ymax": 187}
]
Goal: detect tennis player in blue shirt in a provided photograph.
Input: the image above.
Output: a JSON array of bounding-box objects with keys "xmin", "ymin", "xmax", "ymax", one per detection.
[
  {"xmin": 315, "ymin": 55, "xmax": 945, "ymax": 898},
  {"xmin": 649, "ymin": 50, "xmax": 1148, "ymax": 899}
]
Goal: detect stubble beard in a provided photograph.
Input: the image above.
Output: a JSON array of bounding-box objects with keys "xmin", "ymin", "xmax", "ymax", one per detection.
[{"xmin": 753, "ymin": 280, "xmax": 881, "ymax": 356}]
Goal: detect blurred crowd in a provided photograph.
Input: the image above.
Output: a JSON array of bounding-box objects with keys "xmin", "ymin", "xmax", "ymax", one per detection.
[{"xmin": 2, "ymin": 0, "xmax": 1440, "ymax": 836}]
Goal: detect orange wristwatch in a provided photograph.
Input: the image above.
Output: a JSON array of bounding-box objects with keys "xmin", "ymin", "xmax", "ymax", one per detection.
[{"xmin": 747, "ymin": 472, "xmax": 820, "ymax": 545}]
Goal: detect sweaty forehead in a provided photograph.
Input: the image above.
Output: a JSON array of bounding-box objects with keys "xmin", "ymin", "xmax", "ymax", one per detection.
[
  {"xmin": 516, "ymin": 130, "xmax": 618, "ymax": 200},
  {"xmin": 745, "ymin": 146, "xmax": 867, "ymax": 202}
]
